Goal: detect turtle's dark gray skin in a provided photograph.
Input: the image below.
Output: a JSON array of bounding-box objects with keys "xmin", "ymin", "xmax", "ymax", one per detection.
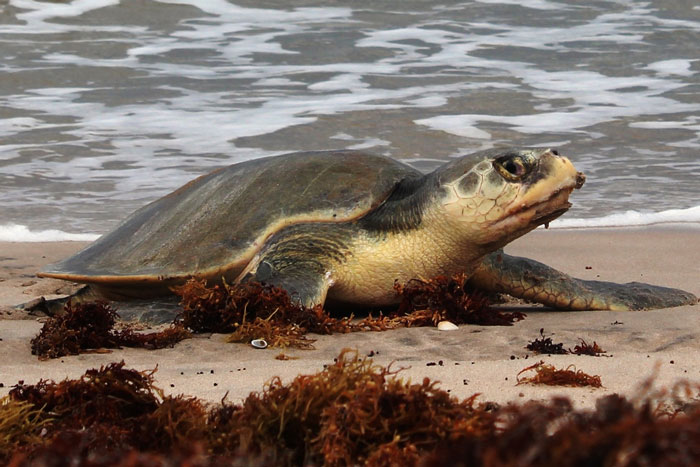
[{"xmin": 38, "ymin": 149, "xmax": 697, "ymax": 312}]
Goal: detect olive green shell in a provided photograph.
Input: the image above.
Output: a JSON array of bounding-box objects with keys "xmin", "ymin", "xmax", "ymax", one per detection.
[{"xmin": 40, "ymin": 151, "xmax": 418, "ymax": 288}]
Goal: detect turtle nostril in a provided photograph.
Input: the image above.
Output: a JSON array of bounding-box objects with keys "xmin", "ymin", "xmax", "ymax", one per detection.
[{"xmin": 551, "ymin": 149, "xmax": 559, "ymax": 156}]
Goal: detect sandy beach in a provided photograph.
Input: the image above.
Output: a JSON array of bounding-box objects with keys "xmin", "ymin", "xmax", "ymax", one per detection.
[{"xmin": 1, "ymin": 227, "xmax": 698, "ymax": 408}]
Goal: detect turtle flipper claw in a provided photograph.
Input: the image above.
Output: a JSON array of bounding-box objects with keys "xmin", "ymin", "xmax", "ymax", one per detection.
[
  {"xmin": 579, "ymin": 280, "xmax": 698, "ymax": 311},
  {"xmin": 470, "ymin": 251, "xmax": 697, "ymax": 311}
]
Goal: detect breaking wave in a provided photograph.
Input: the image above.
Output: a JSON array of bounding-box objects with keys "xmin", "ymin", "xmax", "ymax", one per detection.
[
  {"xmin": 549, "ymin": 205, "xmax": 700, "ymax": 229},
  {"xmin": 0, "ymin": 223, "xmax": 100, "ymax": 242}
]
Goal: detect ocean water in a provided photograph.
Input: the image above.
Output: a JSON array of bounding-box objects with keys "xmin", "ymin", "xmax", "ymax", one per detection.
[{"xmin": 1, "ymin": 0, "xmax": 699, "ymax": 241}]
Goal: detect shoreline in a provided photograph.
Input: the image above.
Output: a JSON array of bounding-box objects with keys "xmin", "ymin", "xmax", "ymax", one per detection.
[{"xmin": 1, "ymin": 227, "xmax": 698, "ymax": 408}]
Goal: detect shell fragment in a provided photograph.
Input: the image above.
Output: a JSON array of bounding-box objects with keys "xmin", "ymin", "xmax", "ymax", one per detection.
[
  {"xmin": 251, "ymin": 338, "xmax": 268, "ymax": 349},
  {"xmin": 437, "ymin": 321, "xmax": 458, "ymax": 331}
]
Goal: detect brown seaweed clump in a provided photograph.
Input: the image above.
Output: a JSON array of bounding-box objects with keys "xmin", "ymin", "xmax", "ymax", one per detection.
[
  {"xmin": 423, "ymin": 391, "xmax": 700, "ymax": 467},
  {"xmin": 3, "ymin": 361, "xmax": 219, "ymax": 465},
  {"xmin": 9, "ymin": 361, "xmax": 162, "ymax": 430},
  {"xmin": 526, "ymin": 329, "xmax": 608, "ymax": 357},
  {"xmin": 516, "ymin": 360, "xmax": 603, "ymax": 388},
  {"xmin": 526, "ymin": 328, "xmax": 568, "ymax": 354},
  {"xmin": 4, "ymin": 361, "xmax": 161, "ymax": 463},
  {"xmin": 30, "ymin": 301, "xmax": 191, "ymax": 359},
  {"xmin": 30, "ymin": 274, "xmax": 511, "ymax": 358},
  {"xmin": 175, "ymin": 275, "xmax": 515, "ymax": 349},
  {"xmin": 570, "ymin": 338, "xmax": 607, "ymax": 356},
  {"xmin": 31, "ymin": 301, "xmax": 121, "ymax": 359},
  {"xmin": 174, "ymin": 279, "xmax": 353, "ymax": 349},
  {"xmin": 208, "ymin": 349, "xmax": 490, "ymax": 465},
  {"xmin": 2, "ymin": 353, "xmax": 700, "ymax": 465},
  {"xmin": 393, "ymin": 273, "xmax": 524, "ymax": 326},
  {"xmin": 2, "ymin": 351, "xmax": 491, "ymax": 465}
]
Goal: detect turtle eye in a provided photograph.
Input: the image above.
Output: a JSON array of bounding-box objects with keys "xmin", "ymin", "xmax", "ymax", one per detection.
[{"xmin": 495, "ymin": 155, "xmax": 529, "ymax": 181}]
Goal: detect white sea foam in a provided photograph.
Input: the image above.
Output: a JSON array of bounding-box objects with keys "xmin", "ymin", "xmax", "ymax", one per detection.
[
  {"xmin": 6, "ymin": 0, "xmax": 140, "ymax": 34},
  {"xmin": 414, "ymin": 68, "xmax": 698, "ymax": 135},
  {"xmin": 646, "ymin": 59, "xmax": 696, "ymax": 77},
  {"xmin": 0, "ymin": 224, "xmax": 100, "ymax": 242},
  {"xmin": 549, "ymin": 206, "xmax": 700, "ymax": 229},
  {"xmin": 474, "ymin": 0, "xmax": 570, "ymax": 10}
]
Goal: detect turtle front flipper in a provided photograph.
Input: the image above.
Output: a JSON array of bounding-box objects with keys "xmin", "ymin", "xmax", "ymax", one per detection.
[
  {"xmin": 247, "ymin": 258, "xmax": 331, "ymax": 308},
  {"xmin": 238, "ymin": 224, "xmax": 346, "ymax": 308},
  {"xmin": 470, "ymin": 250, "xmax": 698, "ymax": 311}
]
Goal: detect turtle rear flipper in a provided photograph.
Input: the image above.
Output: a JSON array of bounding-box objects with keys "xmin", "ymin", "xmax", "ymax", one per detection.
[
  {"xmin": 471, "ymin": 250, "xmax": 698, "ymax": 311},
  {"xmin": 21, "ymin": 285, "xmax": 100, "ymax": 316}
]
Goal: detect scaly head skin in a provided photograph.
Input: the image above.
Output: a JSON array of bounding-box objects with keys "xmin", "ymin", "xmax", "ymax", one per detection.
[
  {"xmin": 329, "ymin": 147, "xmax": 585, "ymax": 307},
  {"xmin": 436, "ymin": 147, "xmax": 585, "ymax": 249}
]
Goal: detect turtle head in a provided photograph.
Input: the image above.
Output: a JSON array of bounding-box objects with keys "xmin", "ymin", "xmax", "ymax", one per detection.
[{"xmin": 435, "ymin": 147, "xmax": 584, "ymax": 248}]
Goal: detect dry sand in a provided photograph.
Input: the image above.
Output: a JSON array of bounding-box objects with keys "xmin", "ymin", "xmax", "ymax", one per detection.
[{"xmin": 1, "ymin": 227, "xmax": 698, "ymax": 408}]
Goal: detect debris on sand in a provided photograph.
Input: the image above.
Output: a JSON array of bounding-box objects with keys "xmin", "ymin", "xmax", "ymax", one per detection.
[
  {"xmin": 175, "ymin": 275, "xmax": 517, "ymax": 349},
  {"xmin": 516, "ymin": 360, "xmax": 603, "ymax": 388},
  {"xmin": 30, "ymin": 301, "xmax": 190, "ymax": 359},
  {"xmin": 570, "ymin": 338, "xmax": 607, "ymax": 356},
  {"xmin": 31, "ymin": 275, "xmax": 511, "ymax": 357},
  {"xmin": 526, "ymin": 328, "xmax": 568, "ymax": 355},
  {"xmin": 3, "ymin": 352, "xmax": 700, "ymax": 465},
  {"xmin": 526, "ymin": 329, "xmax": 608, "ymax": 357},
  {"xmin": 393, "ymin": 273, "xmax": 524, "ymax": 326}
]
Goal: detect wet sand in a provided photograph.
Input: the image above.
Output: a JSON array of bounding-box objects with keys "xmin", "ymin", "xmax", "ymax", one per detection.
[{"xmin": 1, "ymin": 227, "xmax": 698, "ymax": 408}]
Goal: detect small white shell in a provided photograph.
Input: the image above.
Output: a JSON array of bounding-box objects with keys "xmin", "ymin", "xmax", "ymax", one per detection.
[
  {"xmin": 437, "ymin": 321, "xmax": 459, "ymax": 331},
  {"xmin": 250, "ymin": 338, "xmax": 268, "ymax": 349}
]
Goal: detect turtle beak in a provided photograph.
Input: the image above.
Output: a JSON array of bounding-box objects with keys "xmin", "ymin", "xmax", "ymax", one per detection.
[{"xmin": 498, "ymin": 151, "xmax": 582, "ymax": 231}]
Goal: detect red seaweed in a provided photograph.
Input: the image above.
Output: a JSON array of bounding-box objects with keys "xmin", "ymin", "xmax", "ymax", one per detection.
[
  {"xmin": 3, "ymin": 353, "xmax": 700, "ymax": 465},
  {"xmin": 173, "ymin": 275, "xmax": 518, "ymax": 350},
  {"xmin": 393, "ymin": 273, "xmax": 524, "ymax": 326},
  {"xmin": 516, "ymin": 360, "xmax": 603, "ymax": 388},
  {"xmin": 526, "ymin": 328, "xmax": 568, "ymax": 355},
  {"xmin": 30, "ymin": 301, "xmax": 191, "ymax": 359},
  {"xmin": 570, "ymin": 338, "xmax": 607, "ymax": 356}
]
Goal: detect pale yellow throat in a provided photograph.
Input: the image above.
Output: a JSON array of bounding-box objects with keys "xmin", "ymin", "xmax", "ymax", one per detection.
[{"xmin": 328, "ymin": 210, "xmax": 482, "ymax": 306}]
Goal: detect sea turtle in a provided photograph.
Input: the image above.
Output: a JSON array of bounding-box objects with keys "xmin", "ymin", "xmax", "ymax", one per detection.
[{"xmin": 37, "ymin": 148, "xmax": 696, "ymax": 312}]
